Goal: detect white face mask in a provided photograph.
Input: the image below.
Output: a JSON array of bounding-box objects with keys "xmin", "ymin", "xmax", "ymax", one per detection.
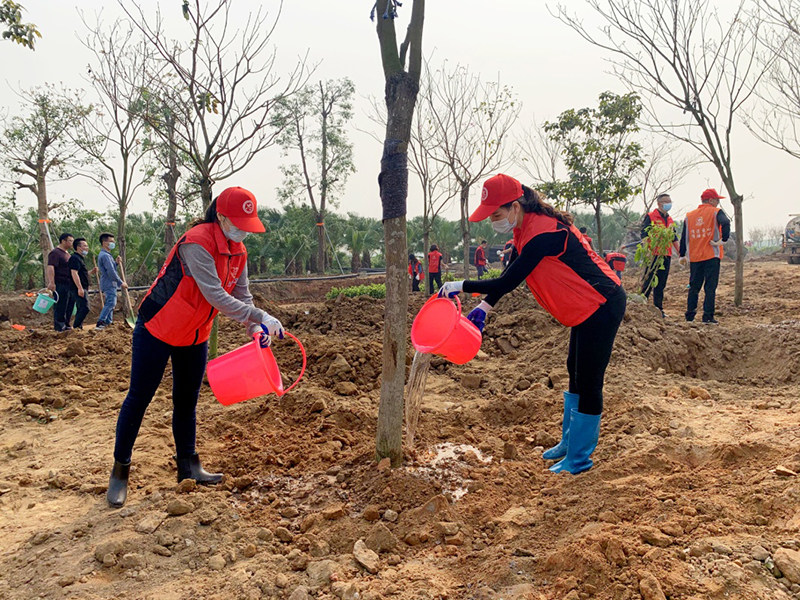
[
  {"xmin": 107, "ymin": 242, "xmax": 116, "ymax": 250},
  {"xmin": 80, "ymin": 250, "xmax": 89, "ymax": 256},
  {"xmin": 221, "ymin": 218, "xmax": 248, "ymax": 243},
  {"xmin": 491, "ymin": 206, "xmax": 517, "ymax": 234}
]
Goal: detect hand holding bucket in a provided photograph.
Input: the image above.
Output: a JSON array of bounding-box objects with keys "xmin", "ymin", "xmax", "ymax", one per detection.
[
  {"xmin": 208, "ymin": 331, "xmax": 307, "ymax": 406},
  {"xmin": 410, "ymin": 294, "xmax": 482, "ymax": 364}
]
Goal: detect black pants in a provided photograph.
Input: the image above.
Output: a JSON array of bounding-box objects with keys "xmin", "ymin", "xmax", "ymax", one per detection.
[
  {"xmin": 477, "ymin": 264, "xmax": 486, "ymax": 278},
  {"xmin": 113, "ymin": 320, "xmax": 208, "ymax": 463},
  {"xmin": 641, "ymin": 255, "xmax": 671, "ymax": 311},
  {"xmin": 567, "ymin": 289, "xmax": 627, "ymax": 415},
  {"xmin": 686, "ymin": 258, "xmax": 720, "ymax": 322},
  {"xmin": 411, "ymin": 276, "xmax": 420, "ymax": 292},
  {"xmin": 69, "ymin": 289, "xmax": 90, "ymax": 328},
  {"xmin": 428, "ymin": 271, "xmax": 442, "ymax": 295},
  {"xmin": 54, "ymin": 283, "xmax": 75, "ymax": 331}
]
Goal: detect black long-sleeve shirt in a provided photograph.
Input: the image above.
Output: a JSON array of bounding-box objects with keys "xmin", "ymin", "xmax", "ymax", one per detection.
[
  {"xmin": 462, "ymin": 228, "xmax": 620, "ymax": 307},
  {"xmin": 679, "ymin": 209, "xmax": 731, "ymax": 257}
]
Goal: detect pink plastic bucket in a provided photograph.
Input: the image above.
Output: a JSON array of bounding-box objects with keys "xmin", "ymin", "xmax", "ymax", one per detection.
[
  {"xmin": 410, "ymin": 295, "xmax": 482, "ymax": 365},
  {"xmin": 207, "ymin": 332, "xmax": 306, "ymax": 406}
]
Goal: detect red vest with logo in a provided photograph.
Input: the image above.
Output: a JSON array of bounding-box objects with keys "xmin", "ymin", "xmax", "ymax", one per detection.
[
  {"xmin": 428, "ymin": 251, "xmax": 443, "ymax": 273},
  {"xmin": 475, "ymin": 246, "xmax": 487, "ymax": 266},
  {"xmin": 513, "ymin": 213, "xmax": 620, "ymax": 327},
  {"xmin": 605, "ymin": 252, "xmax": 627, "ymax": 272},
  {"xmin": 686, "ymin": 203, "xmax": 723, "ymax": 262},
  {"xmin": 139, "ymin": 223, "xmax": 248, "ymax": 346},
  {"xmin": 646, "ymin": 209, "xmax": 675, "ymax": 256}
]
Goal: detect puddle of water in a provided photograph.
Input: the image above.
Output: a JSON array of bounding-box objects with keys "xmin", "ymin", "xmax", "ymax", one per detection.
[
  {"xmin": 406, "ymin": 442, "xmax": 493, "ymax": 501},
  {"xmin": 405, "ymin": 350, "xmax": 433, "ymax": 448}
]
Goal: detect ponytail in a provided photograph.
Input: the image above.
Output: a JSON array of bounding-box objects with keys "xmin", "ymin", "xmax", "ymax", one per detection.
[
  {"xmin": 188, "ymin": 198, "xmax": 219, "ymax": 229},
  {"xmin": 501, "ymin": 186, "xmax": 573, "ymax": 226}
]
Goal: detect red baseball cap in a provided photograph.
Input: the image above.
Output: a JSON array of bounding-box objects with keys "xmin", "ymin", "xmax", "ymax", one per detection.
[
  {"xmin": 469, "ymin": 174, "xmax": 523, "ymax": 222},
  {"xmin": 700, "ymin": 188, "xmax": 725, "ymax": 201},
  {"xmin": 217, "ymin": 187, "xmax": 265, "ymax": 233}
]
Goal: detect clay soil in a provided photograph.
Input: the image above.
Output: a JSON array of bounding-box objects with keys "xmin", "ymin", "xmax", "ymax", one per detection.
[{"xmin": 1, "ymin": 260, "xmax": 800, "ymax": 600}]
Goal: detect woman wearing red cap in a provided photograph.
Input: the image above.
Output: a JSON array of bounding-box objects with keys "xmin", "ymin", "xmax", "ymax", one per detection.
[
  {"xmin": 106, "ymin": 187, "xmax": 285, "ymax": 508},
  {"xmin": 439, "ymin": 174, "xmax": 626, "ymax": 475}
]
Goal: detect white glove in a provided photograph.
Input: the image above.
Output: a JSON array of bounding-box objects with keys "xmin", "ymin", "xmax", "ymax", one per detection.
[
  {"xmin": 260, "ymin": 314, "xmax": 285, "ymax": 340},
  {"xmin": 709, "ymin": 239, "xmax": 724, "ymax": 248},
  {"xmin": 438, "ymin": 281, "xmax": 464, "ymax": 298},
  {"xmin": 678, "ymin": 256, "xmax": 688, "ymax": 267},
  {"xmin": 496, "ymin": 250, "xmax": 502, "ymax": 256}
]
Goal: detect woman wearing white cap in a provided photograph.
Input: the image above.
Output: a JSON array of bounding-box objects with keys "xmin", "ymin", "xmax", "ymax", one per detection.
[
  {"xmin": 439, "ymin": 174, "xmax": 626, "ymax": 474},
  {"xmin": 106, "ymin": 187, "xmax": 285, "ymax": 507}
]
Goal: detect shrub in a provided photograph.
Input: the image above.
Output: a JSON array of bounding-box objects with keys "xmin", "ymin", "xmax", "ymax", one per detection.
[{"xmin": 325, "ymin": 283, "xmax": 386, "ymax": 300}]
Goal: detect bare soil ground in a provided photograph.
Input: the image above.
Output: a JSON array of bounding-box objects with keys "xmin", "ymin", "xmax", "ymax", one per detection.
[{"xmin": 1, "ymin": 260, "xmax": 800, "ymax": 600}]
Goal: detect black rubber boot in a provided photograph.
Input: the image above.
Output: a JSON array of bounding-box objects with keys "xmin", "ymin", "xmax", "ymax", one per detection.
[
  {"xmin": 175, "ymin": 454, "xmax": 223, "ymax": 485},
  {"xmin": 107, "ymin": 460, "xmax": 130, "ymax": 508}
]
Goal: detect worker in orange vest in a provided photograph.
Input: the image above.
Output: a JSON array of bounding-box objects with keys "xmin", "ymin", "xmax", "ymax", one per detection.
[
  {"xmin": 678, "ymin": 188, "xmax": 731, "ymax": 324},
  {"xmin": 439, "ymin": 174, "xmax": 625, "ymax": 474},
  {"xmin": 640, "ymin": 193, "xmax": 680, "ymax": 317},
  {"xmin": 106, "ymin": 187, "xmax": 285, "ymax": 508}
]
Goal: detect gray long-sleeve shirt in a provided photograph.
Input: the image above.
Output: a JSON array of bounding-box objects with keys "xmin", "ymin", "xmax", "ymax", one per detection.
[
  {"xmin": 98, "ymin": 249, "xmax": 124, "ymax": 292},
  {"xmin": 178, "ymin": 243, "xmax": 266, "ymax": 337}
]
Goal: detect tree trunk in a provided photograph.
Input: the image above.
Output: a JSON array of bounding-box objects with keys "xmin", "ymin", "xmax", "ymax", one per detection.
[
  {"xmin": 316, "ymin": 219, "xmax": 326, "ymax": 275},
  {"xmin": 422, "ymin": 228, "xmax": 430, "ymax": 280},
  {"xmin": 118, "ymin": 205, "xmax": 127, "ymax": 270},
  {"xmin": 36, "ymin": 173, "xmax": 51, "ymax": 282},
  {"xmin": 460, "ymin": 185, "xmax": 470, "ymax": 278},
  {"xmin": 164, "ymin": 170, "xmax": 179, "ymax": 252},
  {"xmin": 594, "ymin": 202, "xmax": 603, "ymax": 254},
  {"xmin": 362, "ymin": 249, "xmax": 371, "ymax": 268},
  {"xmin": 201, "ymin": 177, "xmax": 213, "ymax": 211},
  {"xmin": 351, "ymin": 250, "xmax": 359, "ymax": 274},
  {"xmin": 732, "ymin": 196, "xmax": 744, "ymax": 307},
  {"xmin": 376, "ymin": 70, "xmax": 417, "ymax": 467}
]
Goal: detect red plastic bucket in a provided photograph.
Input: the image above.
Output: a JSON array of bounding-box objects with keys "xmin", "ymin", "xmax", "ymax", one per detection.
[
  {"xmin": 207, "ymin": 332, "xmax": 307, "ymax": 406},
  {"xmin": 410, "ymin": 295, "xmax": 482, "ymax": 365}
]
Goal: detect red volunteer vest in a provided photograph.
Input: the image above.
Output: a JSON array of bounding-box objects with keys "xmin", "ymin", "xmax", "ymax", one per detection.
[
  {"xmin": 646, "ymin": 209, "xmax": 675, "ymax": 256},
  {"xmin": 475, "ymin": 246, "xmax": 487, "ymax": 266},
  {"xmin": 408, "ymin": 262, "xmax": 423, "ymax": 277},
  {"xmin": 140, "ymin": 223, "xmax": 248, "ymax": 346},
  {"xmin": 513, "ymin": 213, "xmax": 620, "ymax": 327},
  {"xmin": 605, "ymin": 252, "xmax": 627, "ymax": 272},
  {"xmin": 428, "ymin": 251, "xmax": 442, "ymax": 273},
  {"xmin": 686, "ymin": 204, "xmax": 723, "ymax": 263}
]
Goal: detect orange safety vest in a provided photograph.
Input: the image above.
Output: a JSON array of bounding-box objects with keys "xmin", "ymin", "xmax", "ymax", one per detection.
[
  {"xmin": 139, "ymin": 223, "xmax": 248, "ymax": 346},
  {"xmin": 408, "ymin": 262, "xmax": 423, "ymax": 278},
  {"xmin": 646, "ymin": 209, "xmax": 675, "ymax": 256},
  {"xmin": 513, "ymin": 213, "xmax": 620, "ymax": 327},
  {"xmin": 686, "ymin": 204, "xmax": 723, "ymax": 263},
  {"xmin": 428, "ymin": 251, "xmax": 443, "ymax": 273},
  {"xmin": 605, "ymin": 252, "xmax": 627, "ymax": 272}
]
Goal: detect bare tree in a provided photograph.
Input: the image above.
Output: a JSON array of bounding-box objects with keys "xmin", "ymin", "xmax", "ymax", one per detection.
[
  {"xmin": 553, "ymin": 0, "xmax": 776, "ymax": 306},
  {"xmin": 516, "ymin": 115, "xmax": 565, "ymax": 204},
  {"xmin": 0, "ymin": 86, "xmax": 92, "ymax": 275},
  {"xmin": 120, "ymin": 0, "xmax": 307, "ymax": 209},
  {"xmin": 746, "ymin": 0, "xmax": 800, "ymax": 158},
  {"xmin": 78, "ymin": 17, "xmax": 154, "ymax": 268},
  {"xmin": 636, "ymin": 137, "xmax": 699, "ymax": 214},
  {"xmin": 273, "ymin": 78, "xmax": 356, "ymax": 274},
  {"xmin": 373, "ymin": 0, "xmax": 425, "ymax": 467},
  {"xmin": 424, "ymin": 62, "xmax": 519, "ymax": 276},
  {"xmin": 749, "ymin": 225, "xmax": 765, "ymax": 247}
]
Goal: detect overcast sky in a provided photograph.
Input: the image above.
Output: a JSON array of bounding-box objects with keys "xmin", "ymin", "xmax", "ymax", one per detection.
[{"xmin": 1, "ymin": 0, "xmax": 798, "ymax": 237}]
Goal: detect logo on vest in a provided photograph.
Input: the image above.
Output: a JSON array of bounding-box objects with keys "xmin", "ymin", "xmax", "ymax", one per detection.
[
  {"xmin": 695, "ymin": 216, "xmax": 704, "ymax": 226},
  {"xmin": 481, "ymin": 187, "xmax": 488, "ymax": 201},
  {"xmin": 242, "ymin": 200, "xmax": 255, "ymax": 214}
]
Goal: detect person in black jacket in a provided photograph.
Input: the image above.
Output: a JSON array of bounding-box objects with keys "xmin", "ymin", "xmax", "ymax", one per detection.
[{"xmin": 68, "ymin": 238, "xmax": 97, "ymax": 329}]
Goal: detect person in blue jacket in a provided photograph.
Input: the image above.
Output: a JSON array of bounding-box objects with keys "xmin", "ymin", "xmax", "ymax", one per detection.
[{"xmin": 96, "ymin": 233, "xmax": 127, "ymax": 330}]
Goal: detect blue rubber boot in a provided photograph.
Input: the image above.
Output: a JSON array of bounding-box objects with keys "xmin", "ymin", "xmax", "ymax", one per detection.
[
  {"xmin": 542, "ymin": 392, "xmax": 580, "ymax": 460},
  {"xmin": 549, "ymin": 410, "xmax": 601, "ymax": 475}
]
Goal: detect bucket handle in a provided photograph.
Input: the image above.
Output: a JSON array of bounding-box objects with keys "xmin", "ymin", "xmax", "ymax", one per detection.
[
  {"xmin": 251, "ymin": 331, "xmax": 307, "ymax": 395},
  {"xmin": 37, "ymin": 288, "xmax": 58, "ymax": 302},
  {"xmin": 424, "ymin": 291, "xmax": 462, "ymax": 326}
]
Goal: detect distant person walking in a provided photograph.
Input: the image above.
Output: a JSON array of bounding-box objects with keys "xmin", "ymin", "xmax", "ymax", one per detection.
[
  {"xmin": 47, "ymin": 232, "xmax": 75, "ymax": 332},
  {"xmin": 640, "ymin": 193, "xmax": 680, "ymax": 317},
  {"xmin": 500, "ymin": 238, "xmax": 515, "ymax": 270},
  {"xmin": 427, "ymin": 244, "xmax": 444, "ymax": 294},
  {"xmin": 408, "ymin": 254, "xmax": 423, "ymax": 293},
  {"xmin": 68, "ymin": 237, "xmax": 97, "ymax": 330},
  {"xmin": 679, "ymin": 189, "xmax": 731, "ymax": 324},
  {"xmin": 96, "ymin": 233, "xmax": 127, "ymax": 331},
  {"xmin": 475, "ymin": 240, "xmax": 488, "ymax": 278}
]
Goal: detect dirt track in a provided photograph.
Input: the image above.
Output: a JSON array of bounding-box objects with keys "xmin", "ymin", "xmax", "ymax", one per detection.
[{"xmin": 1, "ymin": 260, "xmax": 799, "ymax": 600}]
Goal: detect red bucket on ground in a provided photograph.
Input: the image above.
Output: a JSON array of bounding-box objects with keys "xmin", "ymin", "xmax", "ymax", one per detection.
[
  {"xmin": 410, "ymin": 295, "xmax": 482, "ymax": 365},
  {"xmin": 207, "ymin": 332, "xmax": 306, "ymax": 406}
]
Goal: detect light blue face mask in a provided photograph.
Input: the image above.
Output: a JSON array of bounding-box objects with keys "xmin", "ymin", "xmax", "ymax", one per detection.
[
  {"xmin": 80, "ymin": 250, "xmax": 89, "ymax": 256},
  {"xmin": 108, "ymin": 242, "xmax": 116, "ymax": 250},
  {"xmin": 662, "ymin": 203, "xmax": 673, "ymax": 212},
  {"xmin": 221, "ymin": 218, "xmax": 249, "ymax": 243}
]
